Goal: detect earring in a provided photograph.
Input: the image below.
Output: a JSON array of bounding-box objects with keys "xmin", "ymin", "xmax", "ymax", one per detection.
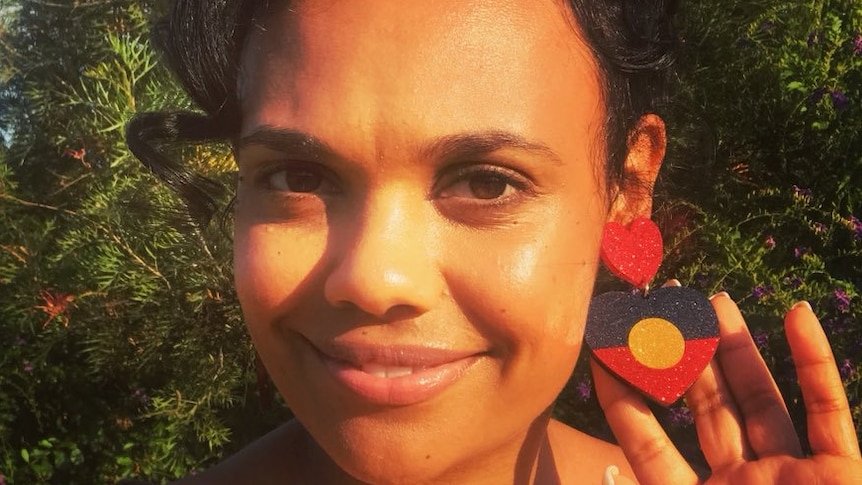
[{"xmin": 585, "ymin": 217, "xmax": 719, "ymax": 405}]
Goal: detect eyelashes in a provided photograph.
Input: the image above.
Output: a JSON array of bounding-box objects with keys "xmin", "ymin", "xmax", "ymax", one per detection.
[
  {"xmin": 255, "ymin": 161, "xmax": 341, "ymax": 198},
  {"xmin": 265, "ymin": 165, "xmax": 327, "ymax": 193},
  {"xmin": 253, "ymin": 160, "xmax": 535, "ymax": 205},
  {"xmin": 434, "ymin": 164, "xmax": 534, "ymax": 204}
]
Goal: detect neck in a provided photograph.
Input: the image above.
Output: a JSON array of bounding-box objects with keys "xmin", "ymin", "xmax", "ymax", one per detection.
[{"xmin": 515, "ymin": 408, "xmax": 560, "ymax": 485}]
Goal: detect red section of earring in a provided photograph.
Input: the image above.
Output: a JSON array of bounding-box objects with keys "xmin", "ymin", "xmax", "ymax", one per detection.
[{"xmin": 600, "ymin": 217, "xmax": 663, "ymax": 289}]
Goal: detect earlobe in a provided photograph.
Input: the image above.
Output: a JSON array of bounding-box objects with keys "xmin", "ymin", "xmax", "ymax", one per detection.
[{"xmin": 608, "ymin": 114, "xmax": 666, "ymax": 223}]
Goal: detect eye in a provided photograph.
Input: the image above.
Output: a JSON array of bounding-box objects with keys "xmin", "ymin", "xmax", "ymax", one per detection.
[
  {"xmin": 269, "ymin": 168, "xmax": 323, "ymax": 192},
  {"xmin": 437, "ymin": 165, "xmax": 528, "ymax": 201},
  {"xmin": 259, "ymin": 163, "xmax": 337, "ymax": 195}
]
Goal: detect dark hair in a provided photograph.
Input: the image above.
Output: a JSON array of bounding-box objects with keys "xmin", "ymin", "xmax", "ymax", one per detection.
[{"xmin": 126, "ymin": 0, "xmax": 679, "ymax": 225}]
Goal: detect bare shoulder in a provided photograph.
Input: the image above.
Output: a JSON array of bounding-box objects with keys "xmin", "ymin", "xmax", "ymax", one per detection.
[
  {"xmin": 548, "ymin": 419, "xmax": 637, "ymax": 485},
  {"xmin": 172, "ymin": 420, "xmax": 307, "ymax": 485}
]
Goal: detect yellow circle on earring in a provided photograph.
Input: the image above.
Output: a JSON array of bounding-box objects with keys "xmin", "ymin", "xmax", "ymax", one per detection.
[{"xmin": 628, "ymin": 318, "xmax": 685, "ymax": 369}]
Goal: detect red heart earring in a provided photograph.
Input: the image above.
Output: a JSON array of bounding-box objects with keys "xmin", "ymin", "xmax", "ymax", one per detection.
[{"xmin": 586, "ymin": 217, "xmax": 720, "ymax": 405}]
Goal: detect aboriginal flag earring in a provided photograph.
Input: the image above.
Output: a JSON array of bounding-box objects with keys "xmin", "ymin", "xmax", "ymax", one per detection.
[{"xmin": 585, "ymin": 217, "xmax": 720, "ymax": 405}]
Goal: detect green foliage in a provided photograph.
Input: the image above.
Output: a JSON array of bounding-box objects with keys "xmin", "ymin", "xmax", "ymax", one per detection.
[
  {"xmin": 561, "ymin": 0, "xmax": 862, "ymax": 463},
  {"xmin": 0, "ymin": 2, "xmax": 289, "ymax": 484},
  {"xmin": 0, "ymin": 0, "xmax": 860, "ymax": 483},
  {"xmin": 668, "ymin": 0, "xmax": 862, "ymax": 412}
]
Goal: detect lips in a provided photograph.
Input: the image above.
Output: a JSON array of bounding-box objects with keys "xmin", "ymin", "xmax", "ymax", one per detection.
[{"xmin": 310, "ymin": 339, "xmax": 483, "ymax": 406}]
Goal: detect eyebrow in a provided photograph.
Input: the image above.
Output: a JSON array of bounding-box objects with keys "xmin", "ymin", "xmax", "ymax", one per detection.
[
  {"xmin": 237, "ymin": 126, "xmax": 563, "ymax": 166},
  {"xmin": 419, "ymin": 130, "xmax": 563, "ymax": 166},
  {"xmin": 237, "ymin": 127, "xmax": 337, "ymax": 161}
]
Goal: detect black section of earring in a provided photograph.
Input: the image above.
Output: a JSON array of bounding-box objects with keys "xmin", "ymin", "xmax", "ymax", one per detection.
[{"xmin": 585, "ymin": 287, "xmax": 719, "ymax": 349}]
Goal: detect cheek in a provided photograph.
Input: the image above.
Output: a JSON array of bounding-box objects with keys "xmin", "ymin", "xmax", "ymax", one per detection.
[
  {"xmin": 444, "ymin": 201, "xmax": 605, "ymax": 351},
  {"xmin": 233, "ymin": 222, "xmax": 328, "ymax": 329}
]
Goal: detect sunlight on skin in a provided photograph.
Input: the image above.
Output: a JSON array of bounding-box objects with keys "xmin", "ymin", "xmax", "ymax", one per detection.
[{"xmin": 229, "ymin": 0, "xmax": 662, "ymax": 482}]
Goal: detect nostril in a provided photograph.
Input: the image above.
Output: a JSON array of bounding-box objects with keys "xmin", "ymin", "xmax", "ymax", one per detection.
[
  {"xmin": 329, "ymin": 299, "xmax": 359, "ymax": 311},
  {"xmin": 323, "ymin": 262, "xmax": 442, "ymax": 319},
  {"xmin": 382, "ymin": 304, "xmax": 427, "ymax": 322},
  {"xmin": 325, "ymin": 287, "xmax": 434, "ymax": 321}
]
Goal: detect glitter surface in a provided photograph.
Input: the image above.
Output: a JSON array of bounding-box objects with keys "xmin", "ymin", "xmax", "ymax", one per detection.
[
  {"xmin": 586, "ymin": 287, "xmax": 720, "ymax": 405},
  {"xmin": 600, "ymin": 217, "xmax": 663, "ymax": 288}
]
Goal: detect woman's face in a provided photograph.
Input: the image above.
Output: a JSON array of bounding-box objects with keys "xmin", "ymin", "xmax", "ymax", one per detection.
[{"xmin": 233, "ymin": 0, "xmax": 652, "ymax": 482}]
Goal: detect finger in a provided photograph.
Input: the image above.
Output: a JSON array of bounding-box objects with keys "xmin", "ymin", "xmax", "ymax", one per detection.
[
  {"xmin": 591, "ymin": 359, "xmax": 699, "ymax": 485},
  {"xmin": 785, "ymin": 301, "xmax": 861, "ymax": 458},
  {"xmin": 711, "ymin": 293, "xmax": 802, "ymax": 458},
  {"xmin": 684, "ymin": 358, "xmax": 754, "ymax": 471}
]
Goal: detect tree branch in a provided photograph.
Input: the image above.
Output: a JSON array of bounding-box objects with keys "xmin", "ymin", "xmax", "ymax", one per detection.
[{"xmin": 1, "ymin": 192, "xmax": 171, "ymax": 287}]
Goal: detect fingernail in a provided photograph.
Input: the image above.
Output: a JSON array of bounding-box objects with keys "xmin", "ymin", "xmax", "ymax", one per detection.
[
  {"xmin": 666, "ymin": 278, "xmax": 682, "ymax": 287},
  {"xmin": 709, "ymin": 291, "xmax": 730, "ymax": 301},
  {"xmin": 791, "ymin": 300, "xmax": 812, "ymax": 312},
  {"xmin": 602, "ymin": 465, "xmax": 620, "ymax": 485}
]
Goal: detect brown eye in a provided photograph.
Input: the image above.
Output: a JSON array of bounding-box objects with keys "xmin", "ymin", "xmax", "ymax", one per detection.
[
  {"xmin": 268, "ymin": 168, "xmax": 324, "ymax": 193},
  {"xmin": 468, "ymin": 173, "xmax": 510, "ymax": 199},
  {"xmin": 437, "ymin": 166, "xmax": 522, "ymax": 202}
]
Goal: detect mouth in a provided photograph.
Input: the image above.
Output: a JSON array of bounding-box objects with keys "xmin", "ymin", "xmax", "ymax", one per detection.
[
  {"xmin": 356, "ymin": 363, "xmax": 428, "ymax": 378},
  {"xmin": 310, "ymin": 339, "xmax": 484, "ymax": 406}
]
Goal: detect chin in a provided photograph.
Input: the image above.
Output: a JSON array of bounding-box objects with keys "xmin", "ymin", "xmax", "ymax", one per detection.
[
  {"xmin": 328, "ymin": 438, "xmax": 454, "ymax": 484},
  {"xmin": 311, "ymin": 413, "xmax": 484, "ymax": 485}
]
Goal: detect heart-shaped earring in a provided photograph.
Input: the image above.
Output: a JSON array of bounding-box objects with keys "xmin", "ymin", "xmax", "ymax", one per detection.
[{"xmin": 586, "ymin": 217, "xmax": 719, "ymax": 405}]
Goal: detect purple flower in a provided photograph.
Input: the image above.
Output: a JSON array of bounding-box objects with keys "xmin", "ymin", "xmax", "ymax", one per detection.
[
  {"xmin": 764, "ymin": 235, "xmax": 776, "ymax": 249},
  {"xmin": 834, "ymin": 289, "xmax": 852, "ymax": 313},
  {"xmin": 23, "ymin": 362, "xmax": 34, "ymax": 372},
  {"xmin": 735, "ymin": 37, "xmax": 754, "ymax": 49},
  {"xmin": 809, "ymin": 89, "xmax": 851, "ymax": 111},
  {"xmin": 831, "ymin": 90, "xmax": 850, "ymax": 111},
  {"xmin": 783, "ymin": 275, "xmax": 804, "ymax": 289},
  {"xmin": 792, "ymin": 185, "xmax": 813, "ymax": 200},
  {"xmin": 813, "ymin": 222, "xmax": 827, "ymax": 235},
  {"xmin": 14, "ymin": 337, "xmax": 26, "ymax": 346},
  {"xmin": 794, "ymin": 246, "xmax": 811, "ymax": 259},
  {"xmin": 809, "ymin": 87, "xmax": 829, "ymax": 105},
  {"xmin": 808, "ymin": 30, "xmax": 824, "ymax": 47},
  {"xmin": 1, "ymin": 472, "xmax": 5, "ymax": 485},
  {"xmin": 760, "ymin": 20, "xmax": 775, "ymax": 32},
  {"xmin": 132, "ymin": 389, "xmax": 151, "ymax": 405},
  {"xmin": 822, "ymin": 317, "xmax": 841, "ymax": 335},
  {"xmin": 752, "ymin": 331, "xmax": 769, "ymax": 348},
  {"xmin": 668, "ymin": 406, "xmax": 694, "ymax": 427},
  {"xmin": 848, "ymin": 215, "xmax": 862, "ymax": 240},
  {"xmin": 839, "ymin": 359, "xmax": 855, "ymax": 380},
  {"xmin": 752, "ymin": 285, "xmax": 776, "ymax": 302},
  {"xmin": 853, "ymin": 33, "xmax": 862, "ymax": 55},
  {"xmin": 575, "ymin": 379, "xmax": 592, "ymax": 401}
]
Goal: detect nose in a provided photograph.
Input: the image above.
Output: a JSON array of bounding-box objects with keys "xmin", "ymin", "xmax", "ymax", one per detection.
[{"xmin": 323, "ymin": 189, "xmax": 443, "ymax": 319}]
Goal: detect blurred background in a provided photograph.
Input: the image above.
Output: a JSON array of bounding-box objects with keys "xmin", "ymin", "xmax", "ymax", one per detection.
[{"xmin": 0, "ymin": 1, "xmax": 860, "ymax": 483}]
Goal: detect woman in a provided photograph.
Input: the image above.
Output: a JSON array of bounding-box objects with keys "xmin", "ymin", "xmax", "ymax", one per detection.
[{"xmin": 127, "ymin": 0, "xmax": 862, "ymax": 483}]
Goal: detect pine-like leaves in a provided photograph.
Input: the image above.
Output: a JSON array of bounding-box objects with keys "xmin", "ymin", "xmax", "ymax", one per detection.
[{"xmin": 0, "ymin": 2, "xmax": 286, "ymax": 484}]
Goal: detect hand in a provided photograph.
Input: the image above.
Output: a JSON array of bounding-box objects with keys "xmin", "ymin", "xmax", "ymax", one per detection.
[{"xmin": 592, "ymin": 293, "xmax": 862, "ymax": 484}]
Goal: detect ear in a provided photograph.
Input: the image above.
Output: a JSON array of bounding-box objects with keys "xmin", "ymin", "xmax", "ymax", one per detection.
[{"xmin": 608, "ymin": 114, "xmax": 666, "ymax": 224}]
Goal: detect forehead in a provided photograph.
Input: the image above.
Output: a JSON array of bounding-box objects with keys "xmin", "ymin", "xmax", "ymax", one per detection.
[{"xmin": 238, "ymin": 0, "xmax": 603, "ymax": 154}]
